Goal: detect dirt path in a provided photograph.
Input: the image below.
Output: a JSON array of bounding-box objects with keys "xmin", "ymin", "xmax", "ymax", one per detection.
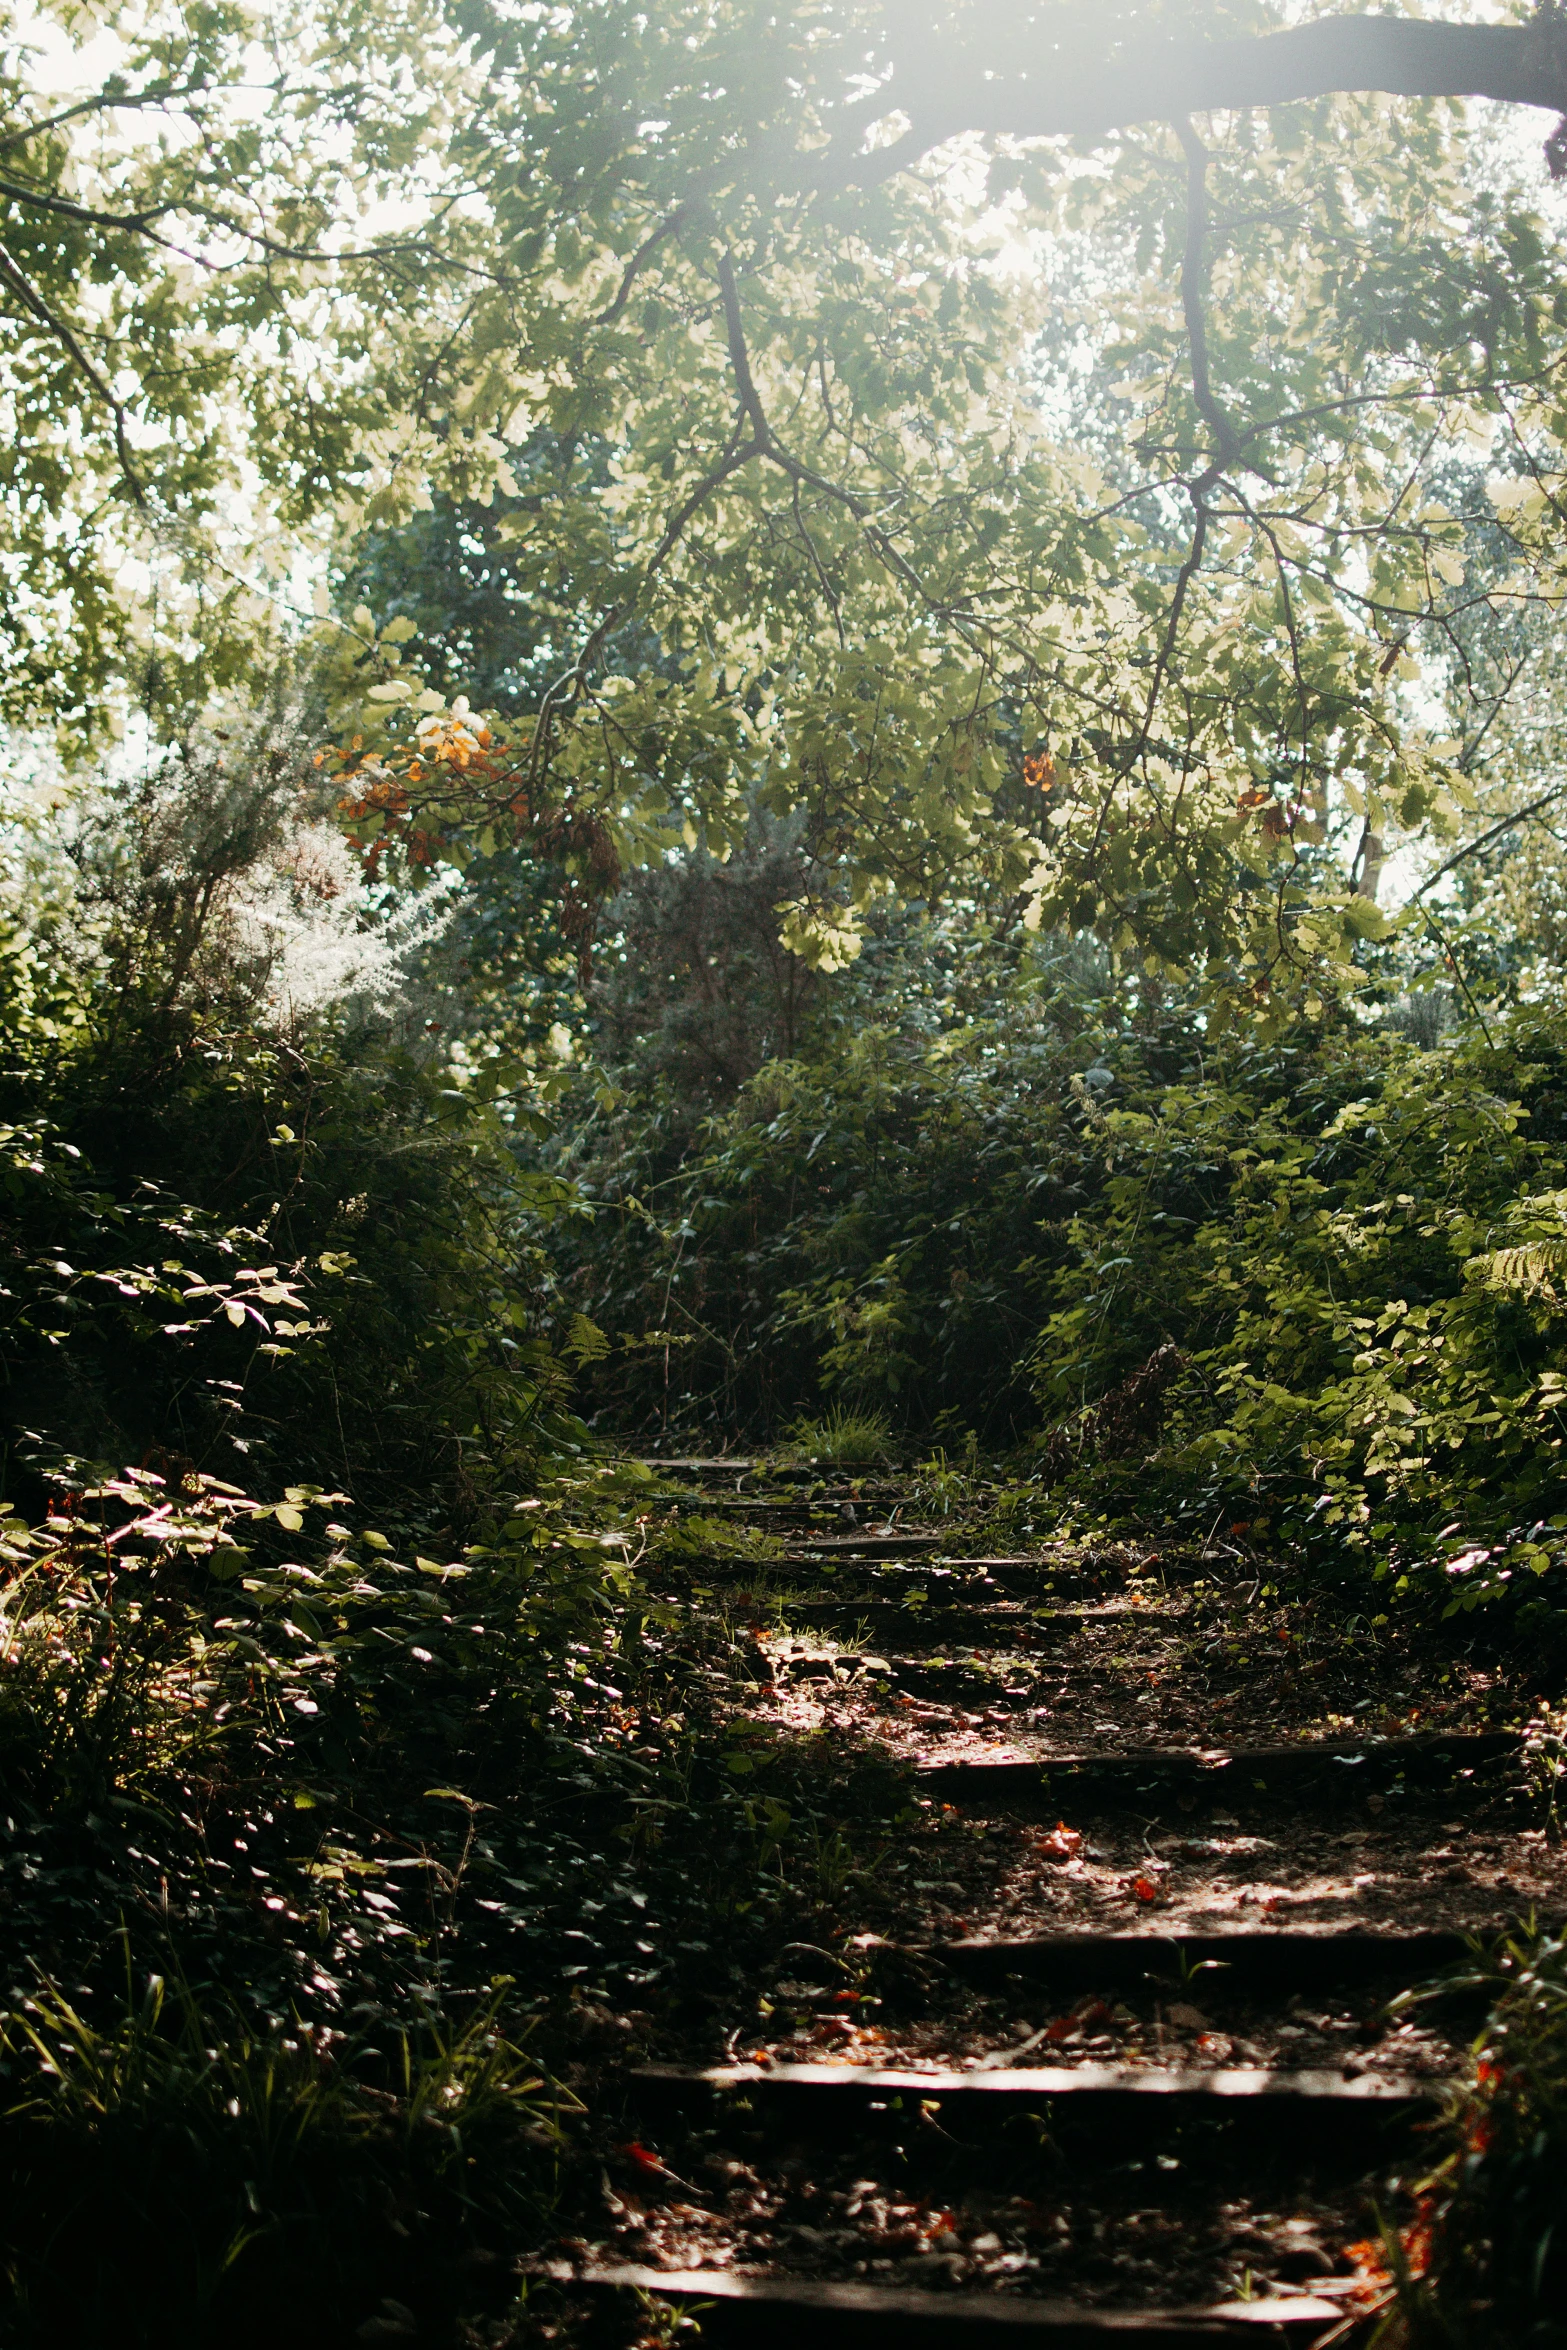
[{"xmin": 533, "ymin": 1468, "xmax": 1562, "ymax": 2345}]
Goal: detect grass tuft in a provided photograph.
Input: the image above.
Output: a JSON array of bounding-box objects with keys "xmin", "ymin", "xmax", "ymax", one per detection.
[
  {"xmin": 0, "ymin": 1957, "xmax": 568, "ymax": 2346},
  {"xmin": 783, "ymin": 1408, "xmax": 894, "ymax": 1465}
]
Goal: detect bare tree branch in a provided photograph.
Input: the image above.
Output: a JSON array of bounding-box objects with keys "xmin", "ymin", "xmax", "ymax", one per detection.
[
  {"xmin": 0, "ymin": 238, "xmax": 146, "ymax": 503},
  {"xmin": 0, "ymin": 78, "xmax": 203, "ymax": 157},
  {"xmin": 0, "ymin": 170, "xmax": 472, "ymax": 269},
  {"xmin": 715, "ymin": 248, "xmax": 932, "ymax": 603},
  {"xmin": 1128, "ymin": 123, "xmax": 1232, "ymax": 761},
  {"xmin": 1411, "ymin": 782, "xmax": 1567, "ymax": 901},
  {"xmin": 813, "ymin": 11, "xmax": 1567, "ymax": 192},
  {"xmin": 596, "ymin": 202, "xmax": 696, "ymax": 325}
]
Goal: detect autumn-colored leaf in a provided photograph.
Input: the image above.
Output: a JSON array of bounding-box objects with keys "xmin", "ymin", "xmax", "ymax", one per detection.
[{"xmin": 1035, "ymin": 1821, "xmax": 1082, "ymax": 1863}]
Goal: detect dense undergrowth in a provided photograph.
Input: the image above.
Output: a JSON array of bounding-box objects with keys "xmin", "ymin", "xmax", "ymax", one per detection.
[
  {"xmin": 0, "ymin": 782, "xmax": 803, "ymax": 2336},
  {"xmin": 5, "ymin": 773, "xmax": 1567, "ymax": 2338},
  {"xmin": 0, "ymin": 844, "xmax": 940, "ymax": 2338},
  {"xmin": 1382, "ymin": 1920, "xmax": 1567, "ymax": 2350},
  {"xmin": 557, "ymin": 912, "xmax": 1567, "ymax": 1641}
]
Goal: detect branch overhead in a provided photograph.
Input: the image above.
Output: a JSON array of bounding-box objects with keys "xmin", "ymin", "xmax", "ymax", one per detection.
[{"xmin": 820, "ymin": 12, "xmax": 1567, "ymax": 188}]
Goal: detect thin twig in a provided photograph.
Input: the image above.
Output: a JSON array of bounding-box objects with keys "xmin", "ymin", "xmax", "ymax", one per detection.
[
  {"xmin": 596, "ymin": 203, "xmax": 694, "ymax": 325},
  {"xmin": 0, "ymin": 239, "xmax": 145, "ymax": 502},
  {"xmin": 0, "ymin": 170, "xmax": 471, "ymax": 271},
  {"xmin": 1415, "ymin": 900, "xmax": 1495, "ymax": 1047},
  {"xmin": 0, "ymin": 78, "xmax": 200, "ymax": 156},
  {"xmin": 1410, "ymin": 781, "xmax": 1567, "ymax": 900},
  {"xmin": 792, "ymin": 476, "xmax": 846, "ymax": 647}
]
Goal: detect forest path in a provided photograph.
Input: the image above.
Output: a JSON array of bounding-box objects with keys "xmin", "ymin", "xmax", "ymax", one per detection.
[{"xmin": 542, "ymin": 1464, "xmax": 1562, "ymax": 2346}]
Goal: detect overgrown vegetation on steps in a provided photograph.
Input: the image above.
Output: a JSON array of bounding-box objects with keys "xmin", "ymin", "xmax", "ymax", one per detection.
[
  {"xmin": 557, "ymin": 921, "xmax": 1567, "ymax": 1642},
  {"xmin": 0, "ymin": 943, "xmax": 948, "ymax": 2336},
  {"xmin": 0, "ymin": 765, "xmax": 910, "ymax": 2339},
  {"xmin": 5, "ymin": 768, "xmax": 1567, "ymax": 2339},
  {"xmin": 1386, "ymin": 1925, "xmax": 1567, "ymax": 2349}
]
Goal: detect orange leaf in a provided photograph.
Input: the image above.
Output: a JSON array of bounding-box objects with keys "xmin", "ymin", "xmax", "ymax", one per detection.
[{"xmin": 1035, "ymin": 1821, "xmax": 1082, "ymax": 1863}]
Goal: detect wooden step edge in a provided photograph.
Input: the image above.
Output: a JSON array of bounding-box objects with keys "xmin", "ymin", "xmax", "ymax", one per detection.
[
  {"xmin": 937, "ymin": 1926, "xmax": 1496, "ymax": 1987},
  {"xmin": 634, "ymin": 1458, "xmax": 761, "ymax": 1472},
  {"xmin": 691, "ymin": 1557, "xmax": 1129, "ymax": 1571},
  {"xmin": 761, "ymin": 1601, "xmax": 1166, "ymax": 1618},
  {"xmin": 770, "ymin": 1553, "xmax": 1244, "ymax": 1581},
  {"xmin": 665, "ymin": 1492, "xmax": 924, "ymax": 1509},
  {"xmin": 635, "ymin": 1461, "xmax": 913, "ymax": 1480},
  {"xmin": 751, "ymin": 1610, "xmax": 1114, "ymax": 1646},
  {"xmin": 789, "ymin": 1537, "xmax": 949, "ymax": 1557},
  {"xmin": 675, "ymin": 1561, "xmax": 1113, "ymax": 1593},
  {"xmin": 771, "ymin": 1651, "xmax": 1075, "ymax": 1677},
  {"xmin": 762, "ymin": 1604, "xmax": 1179, "ymax": 1628},
  {"xmin": 548, "ymin": 2262, "xmax": 1348, "ymax": 2341},
  {"xmin": 666, "ymin": 1505, "xmax": 851, "ymax": 1519},
  {"xmin": 760, "ymin": 1601, "xmax": 1070, "ymax": 1616},
  {"xmin": 918, "ymin": 1731, "xmax": 1522, "ymax": 1787},
  {"xmin": 630, "ymin": 2058, "xmax": 1443, "ymax": 2104}
]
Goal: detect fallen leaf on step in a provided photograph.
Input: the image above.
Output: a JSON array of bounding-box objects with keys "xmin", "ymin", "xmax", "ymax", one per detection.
[{"xmin": 1035, "ymin": 1822, "xmax": 1083, "ymax": 1862}]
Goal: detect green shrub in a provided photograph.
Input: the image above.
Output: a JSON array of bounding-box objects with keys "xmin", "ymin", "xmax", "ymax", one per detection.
[
  {"xmin": 553, "ymin": 918, "xmax": 1567, "ymax": 1618},
  {"xmin": 1397, "ymin": 1928, "xmax": 1567, "ymax": 2349},
  {"xmin": 0, "ymin": 1964, "xmax": 562, "ymax": 2346},
  {"xmin": 553, "ymin": 917, "xmax": 1129, "ymax": 1444}
]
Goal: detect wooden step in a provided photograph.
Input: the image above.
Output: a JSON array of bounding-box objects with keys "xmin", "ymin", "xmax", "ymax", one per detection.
[
  {"xmin": 638, "ymin": 1460, "xmax": 909, "ymax": 1485},
  {"xmin": 552, "ymin": 2264, "xmax": 1347, "ymax": 2344},
  {"xmin": 753, "ymin": 1602, "xmax": 1099, "ymax": 1646},
  {"xmin": 936, "ymin": 1926, "xmax": 1490, "ymax": 1994},
  {"xmin": 789, "ymin": 1532, "xmax": 948, "ymax": 1558},
  {"xmin": 637, "ymin": 1458, "xmax": 761, "ymax": 1473},
  {"xmin": 770, "ymin": 1647, "xmax": 1132, "ymax": 1686},
  {"xmin": 629, "ymin": 2058, "xmax": 1440, "ymax": 2148},
  {"xmin": 765, "ymin": 1600, "xmax": 1172, "ymax": 1638},
  {"xmin": 692, "ymin": 1567, "xmax": 1085, "ymax": 1599},
  {"xmin": 680, "ymin": 1557, "xmax": 1167, "ymax": 1600},
  {"xmin": 668, "ymin": 1492, "xmax": 926, "ymax": 1513},
  {"xmin": 918, "ymin": 1731, "xmax": 1521, "ymax": 1808},
  {"xmin": 666, "ymin": 1498, "xmax": 866, "ymax": 1520}
]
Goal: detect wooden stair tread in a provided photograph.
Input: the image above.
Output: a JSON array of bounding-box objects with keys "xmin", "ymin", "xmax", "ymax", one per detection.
[
  {"xmin": 918, "ymin": 1731, "xmax": 1520, "ymax": 1789},
  {"xmin": 938, "ymin": 1926, "xmax": 1494, "ymax": 1987},
  {"xmin": 555, "ymin": 2262, "xmax": 1348, "ymax": 2341},
  {"xmin": 632, "ymin": 2057, "xmax": 1440, "ymax": 2101}
]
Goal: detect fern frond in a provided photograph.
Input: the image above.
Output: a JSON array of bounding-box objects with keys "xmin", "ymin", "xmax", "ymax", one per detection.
[{"xmin": 1469, "ymin": 1242, "xmax": 1567, "ymax": 1300}]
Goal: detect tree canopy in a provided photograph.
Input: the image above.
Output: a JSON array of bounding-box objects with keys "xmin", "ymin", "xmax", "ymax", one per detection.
[{"xmin": 7, "ymin": 2, "xmax": 1567, "ymax": 1013}]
